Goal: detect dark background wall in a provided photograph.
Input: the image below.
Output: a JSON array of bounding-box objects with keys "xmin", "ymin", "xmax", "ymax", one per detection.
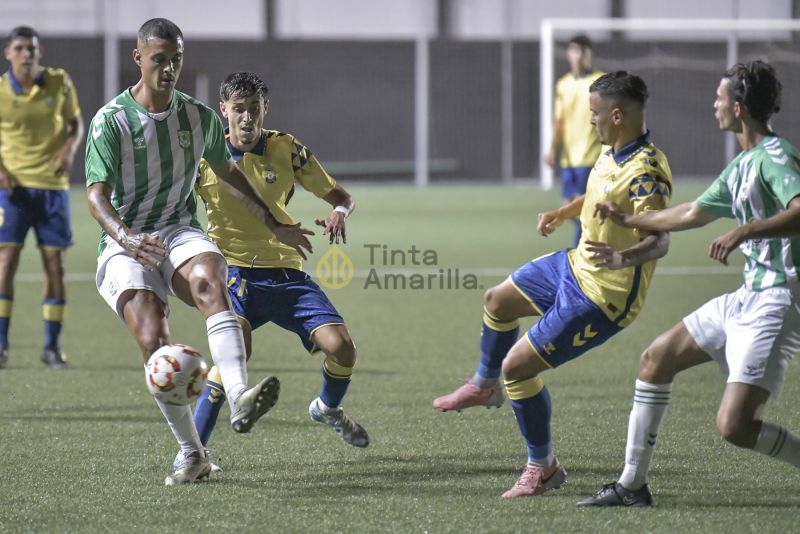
[{"xmin": 38, "ymin": 37, "xmax": 800, "ymax": 184}]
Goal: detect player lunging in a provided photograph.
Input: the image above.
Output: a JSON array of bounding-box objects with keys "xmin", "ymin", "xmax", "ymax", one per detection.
[
  {"xmin": 85, "ymin": 19, "xmax": 312, "ymax": 485},
  {"xmin": 579, "ymin": 61, "xmax": 800, "ymax": 507},
  {"xmin": 183, "ymin": 72, "xmax": 368, "ymax": 468},
  {"xmin": 434, "ymin": 71, "xmax": 672, "ymax": 497}
]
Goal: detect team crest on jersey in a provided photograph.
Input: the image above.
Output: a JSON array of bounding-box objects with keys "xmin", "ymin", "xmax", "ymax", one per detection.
[
  {"xmin": 264, "ymin": 170, "xmax": 278, "ymax": 184},
  {"xmin": 133, "ymin": 136, "xmax": 146, "ymax": 149},
  {"xmin": 177, "ymin": 130, "xmax": 192, "ymax": 149}
]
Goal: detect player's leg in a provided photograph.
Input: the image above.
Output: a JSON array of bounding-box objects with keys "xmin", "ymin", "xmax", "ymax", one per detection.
[
  {"xmin": 0, "ymin": 246, "xmax": 20, "ymax": 367},
  {"xmin": 32, "ymin": 188, "xmax": 72, "ymax": 368},
  {"xmin": 0, "ymin": 187, "xmax": 29, "ymax": 367},
  {"xmin": 170, "ymin": 240, "xmax": 278, "ymax": 434},
  {"xmin": 38, "ymin": 247, "xmax": 68, "ymax": 367},
  {"xmin": 433, "ymin": 252, "xmax": 560, "ymax": 412}
]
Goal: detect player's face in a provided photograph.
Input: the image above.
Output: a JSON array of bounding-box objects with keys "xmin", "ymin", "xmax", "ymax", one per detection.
[
  {"xmin": 590, "ymin": 92, "xmax": 617, "ymax": 145},
  {"xmin": 134, "ymin": 36, "xmax": 184, "ymax": 95},
  {"xmin": 566, "ymin": 44, "xmax": 591, "ymax": 73},
  {"xmin": 714, "ymin": 78, "xmax": 740, "ymax": 133},
  {"xmin": 221, "ymin": 92, "xmax": 267, "ymax": 147},
  {"xmin": 4, "ymin": 36, "xmax": 41, "ymax": 78}
]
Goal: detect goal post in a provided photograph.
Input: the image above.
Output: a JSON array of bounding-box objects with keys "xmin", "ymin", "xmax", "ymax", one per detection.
[{"xmin": 539, "ymin": 18, "xmax": 800, "ymax": 190}]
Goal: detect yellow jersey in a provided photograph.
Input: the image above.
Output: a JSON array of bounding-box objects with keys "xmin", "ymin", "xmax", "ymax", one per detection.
[
  {"xmin": 568, "ymin": 131, "xmax": 672, "ymax": 327},
  {"xmin": 554, "ymin": 69, "xmax": 604, "ymax": 168},
  {"xmin": 197, "ymin": 129, "xmax": 336, "ymax": 270},
  {"xmin": 0, "ymin": 67, "xmax": 81, "ymax": 189}
]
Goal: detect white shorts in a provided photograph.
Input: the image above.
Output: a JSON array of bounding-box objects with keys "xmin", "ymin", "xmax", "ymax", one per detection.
[
  {"xmin": 96, "ymin": 225, "xmax": 223, "ymax": 319},
  {"xmin": 683, "ymin": 284, "xmax": 800, "ymax": 398}
]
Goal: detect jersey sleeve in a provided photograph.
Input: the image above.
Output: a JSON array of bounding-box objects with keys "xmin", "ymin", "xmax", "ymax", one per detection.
[
  {"xmin": 201, "ymin": 110, "xmax": 231, "ymax": 167},
  {"xmin": 553, "ymin": 79, "xmax": 565, "ymax": 122},
  {"xmin": 291, "ymin": 137, "xmax": 336, "ymax": 198},
  {"xmin": 761, "ymin": 155, "xmax": 800, "ymax": 208},
  {"xmin": 85, "ymin": 113, "xmax": 121, "ymax": 187},
  {"xmin": 60, "ymin": 71, "xmax": 80, "ymax": 122},
  {"xmin": 696, "ymin": 173, "xmax": 735, "ymax": 219},
  {"xmin": 628, "ymin": 172, "xmax": 671, "ymax": 215}
]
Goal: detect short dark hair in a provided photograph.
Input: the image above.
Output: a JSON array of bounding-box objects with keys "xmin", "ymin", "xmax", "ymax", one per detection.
[
  {"xmin": 137, "ymin": 18, "xmax": 183, "ymax": 45},
  {"xmin": 723, "ymin": 60, "xmax": 782, "ymax": 124},
  {"xmin": 589, "ymin": 70, "xmax": 648, "ymax": 108},
  {"xmin": 7, "ymin": 26, "xmax": 39, "ymax": 44},
  {"xmin": 219, "ymin": 72, "xmax": 269, "ymax": 103},
  {"xmin": 567, "ymin": 34, "xmax": 592, "ymax": 49}
]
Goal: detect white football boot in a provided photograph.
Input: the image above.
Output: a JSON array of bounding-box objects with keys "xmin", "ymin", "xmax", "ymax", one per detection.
[
  {"xmin": 308, "ymin": 398, "xmax": 369, "ymax": 448},
  {"xmin": 164, "ymin": 449, "xmax": 211, "ymax": 485}
]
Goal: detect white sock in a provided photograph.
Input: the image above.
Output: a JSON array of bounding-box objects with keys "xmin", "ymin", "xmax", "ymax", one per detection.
[
  {"xmin": 154, "ymin": 396, "xmax": 203, "ymax": 456},
  {"xmin": 206, "ymin": 310, "xmax": 247, "ymax": 407},
  {"xmin": 619, "ymin": 379, "xmax": 672, "ymax": 490},
  {"xmin": 753, "ymin": 422, "xmax": 800, "ymax": 468}
]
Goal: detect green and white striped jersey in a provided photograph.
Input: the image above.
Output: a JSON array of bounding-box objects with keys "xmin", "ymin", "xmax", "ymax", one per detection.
[
  {"xmin": 697, "ymin": 135, "xmax": 800, "ymax": 290},
  {"xmin": 85, "ymin": 88, "xmax": 230, "ymax": 254}
]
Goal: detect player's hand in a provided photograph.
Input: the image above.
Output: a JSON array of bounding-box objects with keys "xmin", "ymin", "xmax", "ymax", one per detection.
[
  {"xmin": 585, "ymin": 240, "xmax": 625, "ymax": 269},
  {"xmin": 593, "ymin": 201, "xmax": 627, "ymax": 226},
  {"xmin": 708, "ymin": 226, "xmax": 745, "ymax": 266},
  {"xmin": 273, "ymin": 222, "xmax": 315, "ymax": 260},
  {"xmin": 118, "ymin": 231, "xmax": 167, "ymax": 271},
  {"xmin": 537, "ymin": 209, "xmax": 564, "ymax": 236},
  {"xmin": 314, "ymin": 211, "xmax": 346, "ymax": 244},
  {"xmin": 543, "ymin": 150, "xmax": 556, "ymax": 168},
  {"xmin": 51, "ymin": 147, "xmax": 74, "ymax": 177},
  {"xmin": 0, "ymin": 170, "xmax": 16, "ymax": 191}
]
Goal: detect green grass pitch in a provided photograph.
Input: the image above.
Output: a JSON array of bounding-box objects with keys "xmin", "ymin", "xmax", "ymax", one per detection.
[{"xmin": 1, "ymin": 183, "xmax": 798, "ymax": 532}]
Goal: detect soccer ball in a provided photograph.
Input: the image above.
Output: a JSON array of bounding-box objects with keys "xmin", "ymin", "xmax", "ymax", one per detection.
[{"xmin": 145, "ymin": 344, "xmax": 209, "ymax": 405}]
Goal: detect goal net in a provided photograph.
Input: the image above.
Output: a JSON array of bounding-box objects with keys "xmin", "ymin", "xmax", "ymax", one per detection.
[{"xmin": 539, "ymin": 18, "xmax": 800, "ymax": 189}]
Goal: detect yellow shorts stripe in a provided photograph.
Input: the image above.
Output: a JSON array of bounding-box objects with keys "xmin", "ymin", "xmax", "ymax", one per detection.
[
  {"xmin": 42, "ymin": 303, "xmax": 66, "ymax": 322},
  {"xmin": 508, "ymin": 277, "xmax": 544, "ymax": 316},
  {"xmin": 323, "ymin": 356, "xmax": 353, "ymax": 379},
  {"xmin": 0, "ymin": 298, "xmax": 11, "ymax": 318},
  {"xmin": 482, "ymin": 309, "xmax": 519, "ymax": 332},
  {"xmin": 504, "ymin": 375, "xmax": 545, "ymax": 400},
  {"xmin": 525, "ymin": 336, "xmax": 554, "ymax": 369}
]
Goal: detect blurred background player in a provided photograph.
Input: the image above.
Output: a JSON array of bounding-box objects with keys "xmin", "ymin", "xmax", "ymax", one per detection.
[
  {"xmin": 544, "ymin": 34, "xmax": 604, "ymax": 247},
  {"xmin": 187, "ymin": 72, "xmax": 368, "ymax": 470},
  {"xmin": 85, "ymin": 19, "xmax": 313, "ymax": 485},
  {"xmin": 434, "ymin": 71, "xmax": 672, "ymax": 497},
  {"xmin": 0, "ymin": 26, "xmax": 84, "ymax": 369},
  {"xmin": 579, "ymin": 61, "xmax": 800, "ymax": 508}
]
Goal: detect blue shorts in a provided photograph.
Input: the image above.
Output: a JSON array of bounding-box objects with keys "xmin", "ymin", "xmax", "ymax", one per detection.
[
  {"xmin": 561, "ymin": 166, "xmax": 592, "ymax": 199},
  {"xmin": 510, "ymin": 250, "xmax": 622, "ymax": 368},
  {"xmin": 226, "ymin": 266, "xmax": 344, "ymax": 352},
  {"xmin": 0, "ymin": 187, "xmax": 72, "ymax": 248}
]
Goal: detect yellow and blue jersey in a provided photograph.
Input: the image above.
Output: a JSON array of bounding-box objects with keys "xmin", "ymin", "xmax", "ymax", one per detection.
[
  {"xmin": 568, "ymin": 131, "xmax": 672, "ymax": 327},
  {"xmin": 0, "ymin": 67, "xmax": 81, "ymax": 190},
  {"xmin": 554, "ymin": 69, "xmax": 604, "ymax": 168},
  {"xmin": 196, "ymin": 129, "xmax": 336, "ymax": 271}
]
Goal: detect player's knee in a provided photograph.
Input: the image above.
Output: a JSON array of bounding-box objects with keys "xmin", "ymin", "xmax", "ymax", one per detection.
[
  {"xmin": 638, "ymin": 339, "xmax": 672, "ymax": 382},
  {"xmin": 484, "ymin": 285, "xmax": 511, "ymax": 319},
  {"xmin": 189, "ymin": 266, "xmax": 226, "ymax": 306},
  {"xmin": 324, "ymin": 330, "xmax": 357, "ymax": 367},
  {"xmin": 501, "ymin": 346, "xmax": 533, "ymax": 380}
]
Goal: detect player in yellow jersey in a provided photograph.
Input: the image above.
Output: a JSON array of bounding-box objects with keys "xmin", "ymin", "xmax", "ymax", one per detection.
[
  {"xmin": 186, "ymin": 72, "xmax": 368, "ymax": 468},
  {"xmin": 433, "ymin": 71, "xmax": 672, "ymax": 497},
  {"xmin": 0, "ymin": 26, "xmax": 84, "ymax": 369},
  {"xmin": 545, "ymin": 34, "xmax": 604, "ymax": 247}
]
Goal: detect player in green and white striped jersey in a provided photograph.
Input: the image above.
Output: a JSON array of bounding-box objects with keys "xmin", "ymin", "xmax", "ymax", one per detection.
[
  {"xmin": 580, "ymin": 61, "xmax": 800, "ymax": 507},
  {"xmin": 85, "ymin": 18, "xmax": 313, "ymax": 486}
]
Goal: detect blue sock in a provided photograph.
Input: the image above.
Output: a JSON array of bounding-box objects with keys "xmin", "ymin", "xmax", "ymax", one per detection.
[
  {"xmin": 0, "ymin": 293, "xmax": 10, "ymax": 350},
  {"xmin": 43, "ymin": 297, "xmax": 65, "ymax": 351},
  {"xmin": 506, "ymin": 377, "xmax": 552, "ymax": 465},
  {"xmin": 474, "ymin": 310, "xmax": 519, "ymax": 381},
  {"xmin": 193, "ymin": 380, "xmax": 226, "ymax": 446},
  {"xmin": 319, "ymin": 356, "xmax": 352, "ymax": 408}
]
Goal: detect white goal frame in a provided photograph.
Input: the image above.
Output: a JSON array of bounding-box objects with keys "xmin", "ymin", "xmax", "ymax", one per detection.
[{"xmin": 539, "ymin": 18, "xmax": 800, "ymax": 190}]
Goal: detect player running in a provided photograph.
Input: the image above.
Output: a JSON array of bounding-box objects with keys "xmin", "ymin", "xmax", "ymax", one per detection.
[
  {"xmin": 579, "ymin": 61, "xmax": 800, "ymax": 507},
  {"xmin": 433, "ymin": 71, "xmax": 673, "ymax": 497},
  {"xmin": 85, "ymin": 19, "xmax": 312, "ymax": 485}
]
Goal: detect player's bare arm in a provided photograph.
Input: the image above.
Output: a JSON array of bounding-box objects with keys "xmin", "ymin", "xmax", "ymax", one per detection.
[
  {"xmin": 86, "ymin": 182, "xmax": 167, "ymax": 270},
  {"xmin": 315, "ymin": 185, "xmax": 354, "ymax": 245},
  {"xmin": 709, "ymin": 196, "xmax": 800, "ymax": 266},
  {"xmin": 538, "ymin": 194, "xmax": 585, "ymax": 236},
  {"xmin": 209, "ymin": 158, "xmax": 314, "ymax": 259},
  {"xmin": 52, "ymin": 115, "xmax": 84, "ymax": 177},
  {"xmin": 585, "ymin": 231, "xmax": 669, "ymax": 270},
  {"xmin": 595, "ymin": 200, "xmax": 717, "ymax": 232},
  {"xmin": 544, "ymin": 120, "xmax": 564, "ymax": 168}
]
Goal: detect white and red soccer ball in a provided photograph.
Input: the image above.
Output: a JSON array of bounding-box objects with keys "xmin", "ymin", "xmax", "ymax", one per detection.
[{"xmin": 145, "ymin": 344, "xmax": 209, "ymax": 405}]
